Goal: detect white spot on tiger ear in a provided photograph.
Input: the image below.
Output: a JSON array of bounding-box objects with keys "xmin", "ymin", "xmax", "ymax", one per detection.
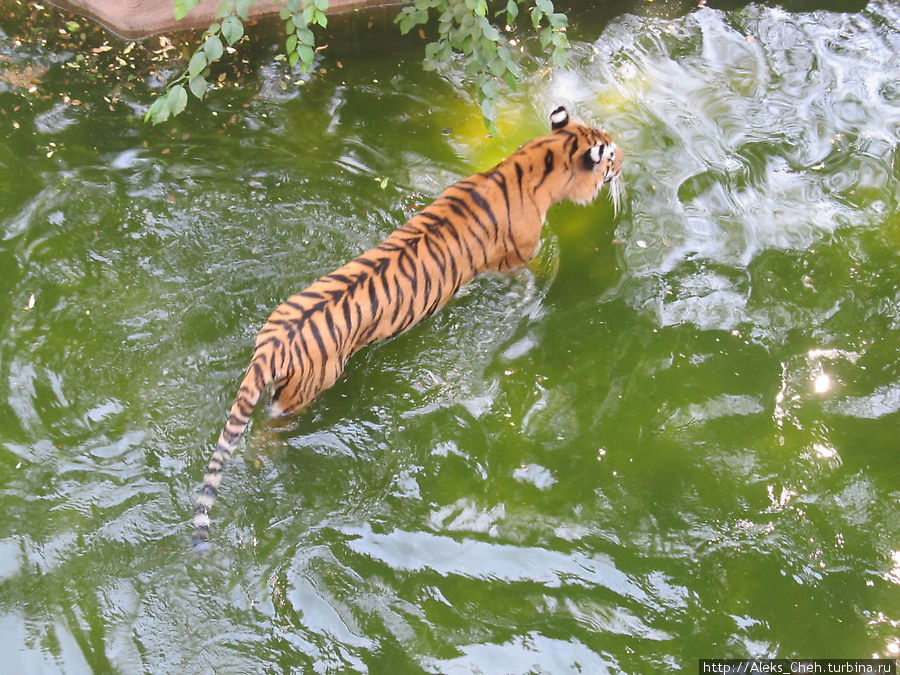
[
  {"xmin": 550, "ymin": 106, "xmax": 569, "ymax": 129},
  {"xmin": 590, "ymin": 144, "xmax": 602, "ymax": 164}
]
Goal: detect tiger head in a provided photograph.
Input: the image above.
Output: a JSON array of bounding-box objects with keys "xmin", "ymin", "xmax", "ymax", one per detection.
[{"xmin": 546, "ymin": 106, "xmax": 624, "ymax": 214}]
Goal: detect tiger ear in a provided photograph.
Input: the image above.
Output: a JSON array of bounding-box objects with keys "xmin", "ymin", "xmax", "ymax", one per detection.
[{"xmin": 550, "ymin": 106, "xmax": 570, "ymax": 130}]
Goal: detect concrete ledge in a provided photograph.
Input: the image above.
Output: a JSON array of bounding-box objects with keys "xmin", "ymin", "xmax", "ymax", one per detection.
[{"xmin": 45, "ymin": 0, "xmax": 399, "ymax": 39}]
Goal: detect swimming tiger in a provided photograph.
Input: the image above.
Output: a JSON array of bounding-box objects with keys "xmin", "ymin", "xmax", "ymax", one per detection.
[{"xmin": 192, "ymin": 106, "xmax": 624, "ymax": 548}]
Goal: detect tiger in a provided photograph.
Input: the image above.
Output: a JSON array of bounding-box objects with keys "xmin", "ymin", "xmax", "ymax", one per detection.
[{"xmin": 192, "ymin": 106, "xmax": 624, "ymax": 548}]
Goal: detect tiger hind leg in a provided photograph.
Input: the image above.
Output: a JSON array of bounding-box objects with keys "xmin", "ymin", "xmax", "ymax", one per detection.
[{"xmin": 269, "ymin": 376, "xmax": 311, "ymax": 419}]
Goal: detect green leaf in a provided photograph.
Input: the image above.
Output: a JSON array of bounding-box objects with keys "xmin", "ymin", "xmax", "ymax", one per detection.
[
  {"xmin": 397, "ymin": 6, "xmax": 426, "ymax": 33},
  {"xmin": 297, "ymin": 44, "xmax": 315, "ymax": 67},
  {"xmin": 174, "ymin": 0, "xmax": 199, "ymax": 21},
  {"xmin": 505, "ymin": 0, "xmax": 518, "ymax": 23},
  {"xmin": 188, "ymin": 50, "xmax": 208, "ymax": 77},
  {"xmin": 476, "ymin": 16, "xmax": 500, "ymax": 42},
  {"xmin": 169, "ymin": 84, "xmax": 188, "ymax": 116},
  {"xmin": 145, "ymin": 94, "xmax": 170, "ymax": 123},
  {"xmin": 215, "ymin": 0, "xmax": 234, "ymax": 19},
  {"xmin": 188, "ymin": 74, "xmax": 208, "ymax": 99},
  {"xmin": 297, "ymin": 26, "xmax": 315, "ymax": 45},
  {"xmin": 288, "ymin": 51, "xmax": 300, "ymax": 68},
  {"xmin": 316, "ymin": 13, "xmax": 327, "ymax": 27},
  {"xmin": 549, "ymin": 12, "xmax": 567, "ymax": 28},
  {"xmin": 539, "ymin": 28, "xmax": 551, "ymax": 48},
  {"xmin": 314, "ymin": 0, "xmax": 329, "ymax": 11},
  {"xmin": 535, "ymin": 0, "xmax": 553, "ymax": 14},
  {"xmin": 488, "ymin": 54, "xmax": 506, "ymax": 78},
  {"xmin": 480, "ymin": 78, "xmax": 500, "ymax": 99},
  {"xmin": 551, "ymin": 45, "xmax": 567, "ymax": 67},
  {"xmin": 286, "ymin": 33, "xmax": 298, "ymax": 54},
  {"xmin": 204, "ymin": 34, "xmax": 224, "ymax": 61},
  {"xmin": 236, "ymin": 0, "xmax": 251, "ymax": 21},
  {"xmin": 480, "ymin": 96, "xmax": 498, "ymax": 135},
  {"xmin": 222, "ymin": 15, "xmax": 244, "ymax": 45}
]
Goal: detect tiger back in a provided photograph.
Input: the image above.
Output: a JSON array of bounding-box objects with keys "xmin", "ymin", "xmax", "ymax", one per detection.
[{"xmin": 192, "ymin": 106, "xmax": 624, "ymax": 548}]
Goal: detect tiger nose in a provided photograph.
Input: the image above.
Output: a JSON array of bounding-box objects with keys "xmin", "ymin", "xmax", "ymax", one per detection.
[{"xmin": 602, "ymin": 143, "xmax": 622, "ymax": 181}]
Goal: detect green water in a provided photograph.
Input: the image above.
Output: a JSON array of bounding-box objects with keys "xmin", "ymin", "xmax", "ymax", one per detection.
[{"xmin": 1, "ymin": 0, "xmax": 899, "ymax": 671}]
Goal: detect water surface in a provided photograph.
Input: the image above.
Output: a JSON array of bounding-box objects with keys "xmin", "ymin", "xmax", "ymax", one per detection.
[{"xmin": 1, "ymin": 0, "xmax": 899, "ymax": 671}]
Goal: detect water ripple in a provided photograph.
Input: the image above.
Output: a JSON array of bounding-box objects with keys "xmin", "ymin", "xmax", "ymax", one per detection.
[
  {"xmin": 577, "ymin": 3, "xmax": 899, "ymax": 329},
  {"xmin": 343, "ymin": 524, "xmax": 649, "ymax": 599}
]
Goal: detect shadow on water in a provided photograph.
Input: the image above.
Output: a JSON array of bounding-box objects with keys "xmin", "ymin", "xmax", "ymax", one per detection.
[{"xmin": 1, "ymin": 0, "xmax": 899, "ymax": 671}]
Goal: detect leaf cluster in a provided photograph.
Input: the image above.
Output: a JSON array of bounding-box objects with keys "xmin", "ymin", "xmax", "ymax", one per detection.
[
  {"xmin": 395, "ymin": 0, "xmax": 569, "ymax": 134},
  {"xmin": 148, "ymin": 0, "xmax": 569, "ymax": 130},
  {"xmin": 146, "ymin": 0, "xmax": 251, "ymax": 123},
  {"xmin": 279, "ymin": 0, "xmax": 329, "ymax": 71}
]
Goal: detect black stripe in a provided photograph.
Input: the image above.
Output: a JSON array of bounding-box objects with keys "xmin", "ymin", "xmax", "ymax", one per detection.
[
  {"xmin": 535, "ymin": 148, "xmax": 555, "ymax": 190},
  {"xmin": 323, "ymin": 305, "xmax": 343, "ymax": 347},
  {"xmin": 306, "ymin": 319, "xmax": 329, "ymax": 364},
  {"xmin": 490, "ymin": 168, "xmax": 527, "ymax": 266},
  {"xmin": 444, "ymin": 198, "xmax": 489, "ymax": 267}
]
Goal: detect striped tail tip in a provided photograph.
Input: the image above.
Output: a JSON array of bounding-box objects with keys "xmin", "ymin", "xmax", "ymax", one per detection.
[
  {"xmin": 192, "ymin": 512, "xmax": 212, "ymax": 552},
  {"xmin": 191, "ymin": 483, "xmax": 216, "ymax": 551}
]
